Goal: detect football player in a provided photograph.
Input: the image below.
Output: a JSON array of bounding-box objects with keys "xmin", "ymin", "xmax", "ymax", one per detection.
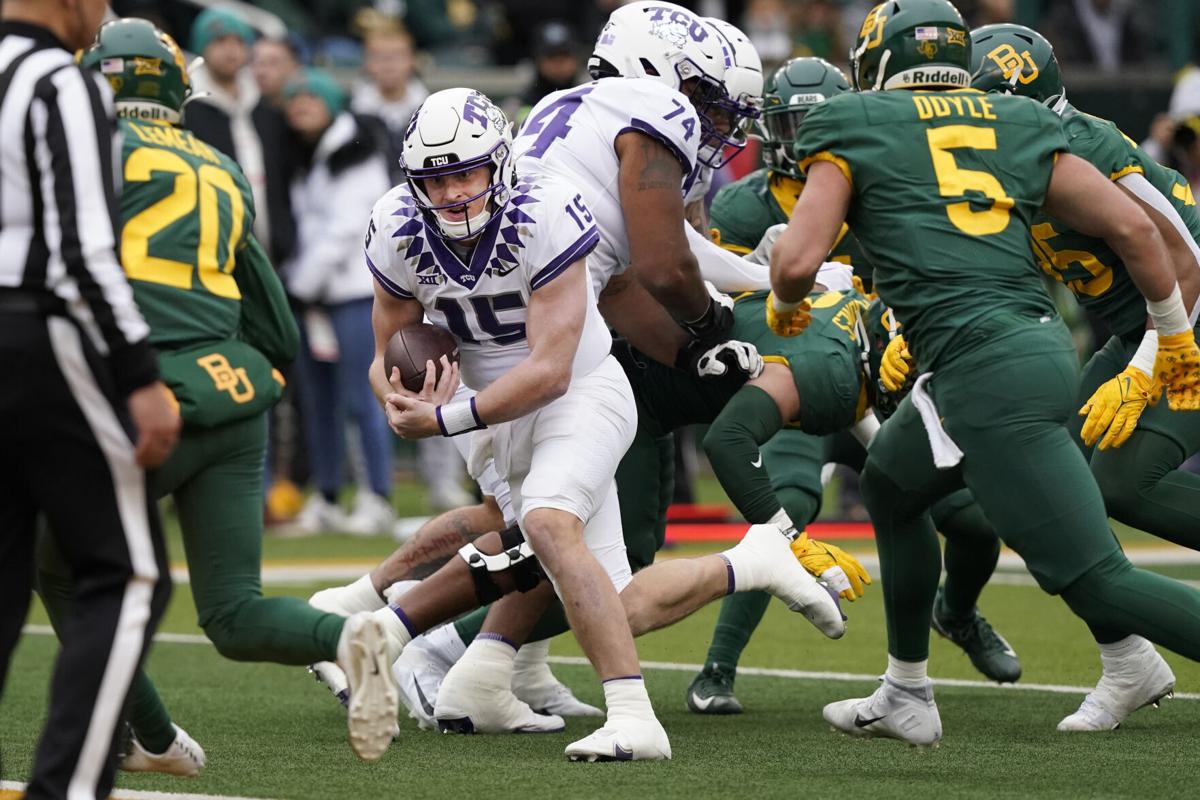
[
  {"xmin": 686, "ymin": 57, "xmax": 1018, "ymax": 715},
  {"xmin": 35, "ymin": 19, "xmax": 398, "ymax": 769},
  {"xmin": 769, "ymin": 0, "xmax": 1200, "ymax": 747},
  {"xmin": 356, "ymin": 86, "xmax": 841, "ymax": 761},
  {"xmin": 964, "ymin": 23, "xmax": 1200, "ymax": 730}
]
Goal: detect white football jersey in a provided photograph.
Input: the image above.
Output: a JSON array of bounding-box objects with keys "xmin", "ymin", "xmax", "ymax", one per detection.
[
  {"xmin": 366, "ymin": 175, "xmax": 612, "ymax": 390},
  {"xmin": 513, "ymin": 77, "xmax": 702, "ymax": 296}
]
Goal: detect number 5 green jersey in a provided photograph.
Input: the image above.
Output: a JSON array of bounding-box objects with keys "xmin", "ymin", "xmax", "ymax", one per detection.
[{"xmin": 794, "ymin": 89, "xmax": 1068, "ymax": 370}]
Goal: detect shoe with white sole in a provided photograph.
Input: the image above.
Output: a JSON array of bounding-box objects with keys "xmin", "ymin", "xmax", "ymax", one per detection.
[
  {"xmin": 725, "ymin": 524, "xmax": 845, "ymax": 639},
  {"xmin": 309, "ymin": 660, "xmax": 350, "ymax": 709},
  {"xmin": 434, "ymin": 654, "xmax": 564, "ymax": 734},
  {"xmin": 338, "ymin": 612, "xmax": 400, "ymax": 761},
  {"xmin": 343, "ymin": 491, "xmax": 395, "ymax": 537},
  {"xmin": 121, "ymin": 724, "xmax": 206, "ymax": 777},
  {"xmin": 564, "ymin": 715, "xmax": 671, "ymax": 762},
  {"xmin": 822, "ymin": 676, "xmax": 942, "ymax": 748},
  {"xmin": 1058, "ymin": 641, "xmax": 1175, "ymax": 732},
  {"xmin": 293, "ymin": 494, "xmax": 348, "ymax": 536},
  {"xmin": 513, "ymin": 640, "xmax": 603, "ymax": 718}
]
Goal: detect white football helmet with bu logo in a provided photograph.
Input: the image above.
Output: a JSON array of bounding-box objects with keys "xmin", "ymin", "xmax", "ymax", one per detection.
[
  {"xmin": 588, "ymin": 2, "xmax": 761, "ymax": 168},
  {"xmin": 400, "ymin": 87, "xmax": 517, "ymax": 240}
]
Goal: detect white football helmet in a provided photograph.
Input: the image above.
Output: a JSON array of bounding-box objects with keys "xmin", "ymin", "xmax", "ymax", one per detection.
[
  {"xmin": 400, "ymin": 87, "xmax": 516, "ymax": 241},
  {"xmin": 588, "ymin": 2, "xmax": 759, "ymax": 168},
  {"xmin": 704, "ymin": 18, "xmax": 763, "ymax": 166}
]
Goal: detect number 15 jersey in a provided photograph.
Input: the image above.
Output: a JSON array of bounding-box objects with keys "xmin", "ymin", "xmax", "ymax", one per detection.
[
  {"xmin": 365, "ymin": 174, "xmax": 612, "ymax": 391},
  {"xmin": 514, "ymin": 77, "xmax": 702, "ymax": 296},
  {"xmin": 794, "ymin": 89, "xmax": 1068, "ymax": 370}
]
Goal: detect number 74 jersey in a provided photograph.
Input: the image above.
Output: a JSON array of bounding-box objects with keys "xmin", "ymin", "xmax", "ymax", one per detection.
[
  {"xmin": 793, "ymin": 89, "xmax": 1069, "ymax": 370},
  {"xmin": 364, "ymin": 174, "xmax": 613, "ymax": 390}
]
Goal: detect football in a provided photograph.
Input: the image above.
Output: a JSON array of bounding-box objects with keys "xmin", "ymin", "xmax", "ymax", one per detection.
[{"xmin": 384, "ymin": 323, "xmax": 459, "ymax": 393}]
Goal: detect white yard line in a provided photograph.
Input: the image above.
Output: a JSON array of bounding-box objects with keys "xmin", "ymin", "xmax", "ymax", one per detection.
[
  {"xmin": 20, "ymin": 625, "xmax": 1199, "ymax": 701},
  {"xmin": 0, "ymin": 780, "xmax": 275, "ymax": 800}
]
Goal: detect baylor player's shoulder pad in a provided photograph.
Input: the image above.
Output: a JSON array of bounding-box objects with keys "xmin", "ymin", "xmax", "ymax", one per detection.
[
  {"xmin": 794, "ymin": 94, "xmax": 864, "ymax": 180},
  {"xmin": 1062, "ymin": 112, "xmax": 1140, "ymax": 180}
]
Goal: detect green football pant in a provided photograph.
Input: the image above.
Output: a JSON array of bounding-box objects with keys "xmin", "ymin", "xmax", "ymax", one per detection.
[
  {"xmin": 38, "ymin": 413, "xmax": 345, "ymax": 750},
  {"xmin": 1068, "ymin": 331, "xmax": 1200, "ymax": 549},
  {"xmin": 863, "ymin": 315, "xmax": 1200, "ymax": 661}
]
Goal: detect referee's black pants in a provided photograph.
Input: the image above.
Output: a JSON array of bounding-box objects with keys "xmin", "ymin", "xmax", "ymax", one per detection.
[{"xmin": 0, "ymin": 308, "xmax": 170, "ymax": 800}]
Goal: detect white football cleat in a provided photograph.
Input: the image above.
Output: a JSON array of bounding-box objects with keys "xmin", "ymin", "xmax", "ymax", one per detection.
[
  {"xmin": 823, "ymin": 677, "xmax": 942, "ymax": 748},
  {"xmin": 338, "ymin": 612, "xmax": 400, "ymax": 761},
  {"xmin": 564, "ymin": 716, "xmax": 671, "ymax": 762},
  {"xmin": 120, "ymin": 724, "xmax": 206, "ymax": 777},
  {"xmin": 309, "ymin": 660, "xmax": 350, "ymax": 709},
  {"xmin": 1058, "ymin": 642, "xmax": 1175, "ymax": 732},
  {"xmin": 725, "ymin": 524, "xmax": 845, "ymax": 639},
  {"xmin": 434, "ymin": 656, "xmax": 564, "ymax": 734},
  {"xmin": 513, "ymin": 640, "xmax": 603, "ymax": 718}
]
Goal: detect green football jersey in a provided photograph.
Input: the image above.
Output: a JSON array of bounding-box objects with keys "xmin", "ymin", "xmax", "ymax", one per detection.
[
  {"xmin": 709, "ymin": 168, "xmax": 869, "ymax": 283},
  {"xmin": 794, "ymin": 89, "xmax": 1067, "ymax": 370},
  {"xmin": 1032, "ymin": 105, "xmax": 1200, "ymax": 337},
  {"xmin": 118, "ymin": 118, "xmax": 256, "ymax": 350},
  {"xmin": 732, "ymin": 289, "xmax": 869, "ymax": 435}
]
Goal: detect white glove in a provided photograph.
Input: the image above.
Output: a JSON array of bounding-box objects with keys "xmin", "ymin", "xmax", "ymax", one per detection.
[{"xmin": 694, "ymin": 339, "xmax": 764, "ymax": 379}]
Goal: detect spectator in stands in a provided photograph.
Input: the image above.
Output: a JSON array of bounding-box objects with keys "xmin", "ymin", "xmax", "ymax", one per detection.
[
  {"xmin": 792, "ymin": 0, "xmax": 844, "ymax": 61},
  {"xmin": 282, "ymin": 68, "xmax": 396, "ymax": 536},
  {"xmin": 743, "ymin": 0, "xmax": 794, "ymax": 63},
  {"xmin": 350, "ymin": 21, "xmax": 427, "ymax": 166},
  {"xmin": 253, "ymin": 35, "xmax": 303, "ymax": 109},
  {"xmin": 186, "ymin": 8, "xmax": 296, "ymax": 266},
  {"xmin": 1042, "ymin": 0, "xmax": 1144, "ymax": 72},
  {"xmin": 507, "ymin": 21, "xmax": 583, "ymax": 125}
]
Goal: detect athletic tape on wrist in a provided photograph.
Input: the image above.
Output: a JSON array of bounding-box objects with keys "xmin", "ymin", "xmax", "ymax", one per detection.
[
  {"xmin": 436, "ymin": 397, "xmax": 485, "ymax": 437},
  {"xmin": 1146, "ymin": 285, "xmax": 1191, "ymax": 336},
  {"xmin": 1129, "ymin": 330, "xmax": 1158, "ymax": 375},
  {"xmin": 771, "ymin": 292, "xmax": 802, "ymax": 313}
]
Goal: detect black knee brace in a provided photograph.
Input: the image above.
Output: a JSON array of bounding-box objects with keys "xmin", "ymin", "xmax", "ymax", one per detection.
[{"xmin": 457, "ymin": 524, "xmax": 544, "ymax": 604}]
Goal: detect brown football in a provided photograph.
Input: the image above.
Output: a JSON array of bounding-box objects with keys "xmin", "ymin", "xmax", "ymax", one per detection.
[{"xmin": 384, "ymin": 323, "xmax": 459, "ymax": 393}]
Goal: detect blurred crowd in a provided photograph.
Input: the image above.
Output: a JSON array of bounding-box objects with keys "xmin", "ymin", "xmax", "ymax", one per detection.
[{"xmin": 106, "ymin": 1, "xmax": 1200, "ymax": 532}]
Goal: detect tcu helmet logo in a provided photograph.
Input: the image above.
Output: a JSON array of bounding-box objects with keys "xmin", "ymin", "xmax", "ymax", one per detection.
[
  {"xmin": 463, "ymin": 92, "xmax": 507, "ymax": 133},
  {"xmin": 644, "ymin": 6, "xmax": 708, "ymax": 47},
  {"xmin": 987, "ymin": 43, "xmax": 1039, "ymax": 85},
  {"xmin": 430, "ymin": 155, "xmax": 451, "ymax": 166}
]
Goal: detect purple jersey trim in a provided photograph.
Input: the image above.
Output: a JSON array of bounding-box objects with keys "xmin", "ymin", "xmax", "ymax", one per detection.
[
  {"xmin": 531, "ymin": 227, "xmax": 599, "ymax": 290},
  {"xmin": 615, "ymin": 119, "xmax": 695, "ymax": 179},
  {"xmin": 366, "ymin": 252, "xmax": 413, "ymax": 299}
]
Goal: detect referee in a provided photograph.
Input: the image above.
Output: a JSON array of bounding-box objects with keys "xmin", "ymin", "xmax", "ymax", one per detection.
[{"xmin": 0, "ymin": 2, "xmax": 180, "ymax": 799}]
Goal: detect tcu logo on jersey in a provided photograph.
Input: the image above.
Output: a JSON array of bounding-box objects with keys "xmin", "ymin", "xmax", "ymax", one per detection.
[{"xmin": 644, "ymin": 6, "xmax": 708, "ymax": 46}]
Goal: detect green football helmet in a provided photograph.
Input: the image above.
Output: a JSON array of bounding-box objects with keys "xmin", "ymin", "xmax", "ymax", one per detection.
[
  {"xmin": 760, "ymin": 57, "xmax": 851, "ymax": 180},
  {"xmin": 969, "ymin": 24, "xmax": 1064, "ymax": 110},
  {"xmin": 849, "ymin": 0, "xmax": 971, "ymax": 92},
  {"xmin": 78, "ymin": 18, "xmax": 191, "ymax": 124}
]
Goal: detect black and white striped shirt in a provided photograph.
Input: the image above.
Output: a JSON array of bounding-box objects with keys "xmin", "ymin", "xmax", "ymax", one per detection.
[{"xmin": 0, "ymin": 21, "xmax": 156, "ymax": 394}]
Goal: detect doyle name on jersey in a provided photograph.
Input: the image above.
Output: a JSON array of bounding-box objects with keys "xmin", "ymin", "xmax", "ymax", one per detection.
[{"xmin": 365, "ymin": 174, "xmax": 613, "ymax": 391}]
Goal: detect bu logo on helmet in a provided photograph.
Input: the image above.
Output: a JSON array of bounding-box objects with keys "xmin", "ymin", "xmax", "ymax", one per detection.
[{"xmin": 987, "ymin": 43, "xmax": 1039, "ymax": 85}]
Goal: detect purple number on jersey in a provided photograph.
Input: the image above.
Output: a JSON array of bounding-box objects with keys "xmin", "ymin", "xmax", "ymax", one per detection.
[{"xmin": 520, "ymin": 86, "xmax": 595, "ymax": 160}]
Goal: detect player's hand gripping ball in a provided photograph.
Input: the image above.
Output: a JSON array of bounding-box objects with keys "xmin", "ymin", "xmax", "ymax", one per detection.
[{"xmin": 384, "ymin": 323, "xmax": 459, "ymax": 392}]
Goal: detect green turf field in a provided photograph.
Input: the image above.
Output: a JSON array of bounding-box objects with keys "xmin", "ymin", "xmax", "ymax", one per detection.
[{"xmin": 4, "ymin": 519, "xmax": 1200, "ymax": 799}]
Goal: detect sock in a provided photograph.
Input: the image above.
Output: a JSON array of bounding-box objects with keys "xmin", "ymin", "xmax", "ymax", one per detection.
[
  {"xmin": 886, "ymin": 655, "xmax": 928, "ymax": 688},
  {"xmin": 375, "ymin": 603, "xmax": 416, "ymax": 661},
  {"xmin": 513, "ymin": 638, "xmax": 551, "ymax": 674},
  {"xmin": 127, "ymin": 671, "xmax": 177, "ymax": 754},
  {"xmin": 704, "ymin": 591, "xmax": 772, "ymax": 670},
  {"xmin": 1098, "ymin": 634, "xmax": 1151, "ymax": 665},
  {"xmin": 337, "ymin": 574, "xmax": 387, "ymax": 613},
  {"xmin": 462, "ymin": 635, "xmax": 518, "ymax": 687},
  {"xmin": 602, "ymin": 676, "xmax": 654, "ymax": 721}
]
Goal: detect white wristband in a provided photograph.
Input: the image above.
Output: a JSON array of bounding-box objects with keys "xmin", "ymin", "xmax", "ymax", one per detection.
[
  {"xmin": 436, "ymin": 397, "xmax": 485, "ymax": 437},
  {"xmin": 1129, "ymin": 329, "xmax": 1158, "ymax": 375},
  {"xmin": 1147, "ymin": 284, "xmax": 1191, "ymax": 336}
]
